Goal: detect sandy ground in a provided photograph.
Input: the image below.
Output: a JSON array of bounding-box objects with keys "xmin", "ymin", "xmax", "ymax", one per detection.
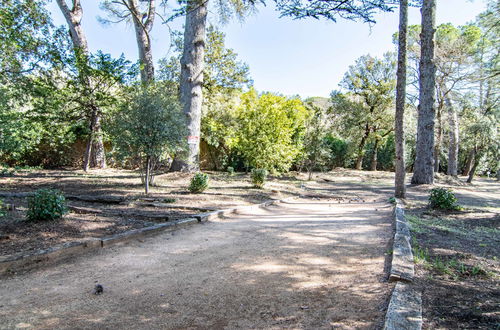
[{"xmin": 0, "ymin": 199, "xmax": 393, "ymax": 330}]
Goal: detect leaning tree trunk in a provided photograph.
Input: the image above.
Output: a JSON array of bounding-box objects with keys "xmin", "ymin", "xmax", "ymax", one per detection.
[
  {"xmin": 394, "ymin": 0, "xmax": 408, "ymax": 198},
  {"xmin": 129, "ymin": 0, "xmax": 155, "ymax": 83},
  {"xmin": 56, "ymin": 0, "xmax": 106, "ymax": 170},
  {"xmin": 446, "ymin": 97, "xmax": 459, "ymax": 176},
  {"xmin": 411, "ymin": 0, "xmax": 436, "ymax": 184},
  {"xmin": 178, "ymin": 0, "xmax": 208, "ymax": 172},
  {"xmin": 434, "ymin": 101, "xmax": 443, "ymax": 173},
  {"xmin": 462, "ymin": 148, "xmax": 475, "ymax": 176},
  {"xmin": 467, "ymin": 151, "xmax": 482, "ymax": 183}
]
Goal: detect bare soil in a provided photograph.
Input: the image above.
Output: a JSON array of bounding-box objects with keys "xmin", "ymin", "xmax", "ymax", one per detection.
[
  {"xmin": 404, "ymin": 177, "xmax": 500, "ymax": 329},
  {"xmin": 0, "ymin": 198, "xmax": 393, "ymax": 329},
  {"xmin": 0, "ymin": 169, "xmax": 303, "ymax": 257}
]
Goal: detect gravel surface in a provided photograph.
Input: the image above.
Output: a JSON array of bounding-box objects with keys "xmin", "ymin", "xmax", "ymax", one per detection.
[{"xmin": 0, "ymin": 199, "xmax": 393, "ymax": 329}]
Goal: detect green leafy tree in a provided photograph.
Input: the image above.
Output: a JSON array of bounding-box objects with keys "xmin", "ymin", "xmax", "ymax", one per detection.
[
  {"xmin": 112, "ymin": 85, "xmax": 186, "ymax": 194},
  {"xmin": 331, "ymin": 53, "xmax": 396, "ymax": 170},
  {"xmin": 235, "ymin": 89, "xmax": 308, "ymax": 173}
]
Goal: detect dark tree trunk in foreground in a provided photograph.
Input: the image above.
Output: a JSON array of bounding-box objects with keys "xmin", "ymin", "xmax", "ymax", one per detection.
[
  {"xmin": 411, "ymin": 0, "xmax": 436, "ymax": 184},
  {"xmin": 56, "ymin": 0, "xmax": 106, "ymax": 171},
  {"xmin": 178, "ymin": 0, "xmax": 208, "ymax": 172},
  {"xmin": 446, "ymin": 97, "xmax": 459, "ymax": 176},
  {"xmin": 395, "ymin": 0, "xmax": 408, "ymax": 198}
]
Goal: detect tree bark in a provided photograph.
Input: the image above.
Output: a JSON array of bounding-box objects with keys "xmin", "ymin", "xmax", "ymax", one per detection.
[
  {"xmin": 178, "ymin": 0, "xmax": 208, "ymax": 172},
  {"xmin": 446, "ymin": 97, "xmax": 459, "ymax": 176},
  {"xmin": 355, "ymin": 124, "xmax": 370, "ymax": 170},
  {"xmin": 467, "ymin": 151, "xmax": 481, "ymax": 183},
  {"xmin": 411, "ymin": 0, "xmax": 436, "ymax": 184},
  {"xmin": 145, "ymin": 155, "xmax": 151, "ymax": 194},
  {"xmin": 395, "ymin": 0, "xmax": 408, "ymax": 198},
  {"xmin": 462, "ymin": 148, "xmax": 475, "ymax": 176},
  {"xmin": 434, "ymin": 100, "xmax": 443, "ymax": 173},
  {"xmin": 127, "ymin": 0, "xmax": 155, "ymax": 82},
  {"xmin": 370, "ymin": 139, "xmax": 379, "ymax": 171},
  {"xmin": 56, "ymin": 0, "xmax": 106, "ymax": 170}
]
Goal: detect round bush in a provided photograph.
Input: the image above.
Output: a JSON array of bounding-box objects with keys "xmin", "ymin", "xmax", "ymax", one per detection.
[
  {"xmin": 227, "ymin": 166, "xmax": 235, "ymax": 175},
  {"xmin": 189, "ymin": 172, "xmax": 209, "ymax": 193},
  {"xmin": 27, "ymin": 189, "xmax": 68, "ymax": 221},
  {"xmin": 251, "ymin": 168, "xmax": 268, "ymax": 188},
  {"xmin": 429, "ymin": 187, "xmax": 459, "ymax": 210}
]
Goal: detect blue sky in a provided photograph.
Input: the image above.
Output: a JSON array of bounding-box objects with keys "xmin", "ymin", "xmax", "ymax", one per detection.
[{"xmin": 48, "ymin": 0, "xmax": 487, "ymax": 98}]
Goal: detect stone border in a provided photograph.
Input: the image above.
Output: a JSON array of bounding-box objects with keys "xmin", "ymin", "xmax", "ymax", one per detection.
[
  {"xmin": 384, "ymin": 198, "xmax": 422, "ymax": 330},
  {"xmin": 389, "ymin": 199, "xmax": 414, "ymax": 282},
  {"xmin": 0, "ymin": 197, "xmax": 295, "ymax": 276}
]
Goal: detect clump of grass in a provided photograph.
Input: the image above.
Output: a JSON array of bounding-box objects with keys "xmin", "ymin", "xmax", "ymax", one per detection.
[{"xmin": 163, "ymin": 197, "xmax": 176, "ymax": 203}]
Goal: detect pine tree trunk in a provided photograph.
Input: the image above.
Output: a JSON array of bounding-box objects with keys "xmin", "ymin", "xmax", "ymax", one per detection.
[
  {"xmin": 370, "ymin": 139, "xmax": 379, "ymax": 171},
  {"xmin": 56, "ymin": 0, "xmax": 106, "ymax": 170},
  {"xmin": 179, "ymin": 0, "xmax": 208, "ymax": 172},
  {"xmin": 434, "ymin": 101, "xmax": 443, "ymax": 173},
  {"xmin": 411, "ymin": 0, "xmax": 436, "ymax": 185},
  {"xmin": 395, "ymin": 0, "xmax": 408, "ymax": 198},
  {"xmin": 446, "ymin": 97, "xmax": 459, "ymax": 176},
  {"xmin": 145, "ymin": 156, "xmax": 151, "ymax": 194},
  {"xmin": 129, "ymin": 0, "xmax": 155, "ymax": 83},
  {"xmin": 462, "ymin": 148, "xmax": 475, "ymax": 176}
]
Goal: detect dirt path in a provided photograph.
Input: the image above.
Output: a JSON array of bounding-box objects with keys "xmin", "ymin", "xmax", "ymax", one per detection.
[{"xmin": 0, "ymin": 199, "xmax": 393, "ymax": 330}]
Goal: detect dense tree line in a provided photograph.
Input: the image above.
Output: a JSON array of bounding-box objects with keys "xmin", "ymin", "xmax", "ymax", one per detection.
[{"xmin": 0, "ymin": 0, "xmax": 498, "ymax": 185}]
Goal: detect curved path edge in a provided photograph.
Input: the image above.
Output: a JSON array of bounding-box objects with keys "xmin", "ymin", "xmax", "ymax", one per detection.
[{"xmin": 0, "ymin": 197, "xmax": 295, "ymax": 276}]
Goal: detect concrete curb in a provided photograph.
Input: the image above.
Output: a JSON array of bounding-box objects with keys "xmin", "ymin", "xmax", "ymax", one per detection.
[
  {"xmin": 383, "ymin": 282, "xmax": 422, "ymax": 330},
  {"xmin": 0, "ymin": 196, "xmax": 295, "ymax": 276},
  {"xmin": 384, "ymin": 199, "xmax": 422, "ymax": 330},
  {"xmin": 389, "ymin": 199, "xmax": 414, "ymax": 282}
]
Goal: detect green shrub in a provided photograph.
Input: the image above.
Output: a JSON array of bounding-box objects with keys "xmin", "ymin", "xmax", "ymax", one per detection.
[
  {"xmin": 227, "ymin": 166, "xmax": 235, "ymax": 175},
  {"xmin": 251, "ymin": 168, "xmax": 268, "ymax": 188},
  {"xmin": 0, "ymin": 199, "xmax": 6, "ymax": 217},
  {"xmin": 429, "ymin": 187, "xmax": 460, "ymax": 210},
  {"xmin": 189, "ymin": 172, "xmax": 209, "ymax": 193},
  {"xmin": 26, "ymin": 189, "xmax": 68, "ymax": 221},
  {"xmin": 163, "ymin": 197, "xmax": 176, "ymax": 203}
]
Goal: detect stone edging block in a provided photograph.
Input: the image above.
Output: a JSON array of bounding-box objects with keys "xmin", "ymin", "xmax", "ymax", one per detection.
[
  {"xmin": 384, "ymin": 282, "xmax": 422, "ymax": 330},
  {"xmin": 389, "ymin": 199, "xmax": 415, "ymax": 282}
]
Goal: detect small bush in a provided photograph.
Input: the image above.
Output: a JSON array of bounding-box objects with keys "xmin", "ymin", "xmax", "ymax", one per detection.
[
  {"xmin": 251, "ymin": 168, "xmax": 268, "ymax": 188},
  {"xmin": 0, "ymin": 199, "xmax": 6, "ymax": 217},
  {"xmin": 26, "ymin": 189, "xmax": 68, "ymax": 221},
  {"xmin": 227, "ymin": 166, "xmax": 235, "ymax": 175},
  {"xmin": 189, "ymin": 172, "xmax": 209, "ymax": 193},
  {"xmin": 429, "ymin": 187, "xmax": 460, "ymax": 210},
  {"xmin": 163, "ymin": 197, "xmax": 176, "ymax": 203}
]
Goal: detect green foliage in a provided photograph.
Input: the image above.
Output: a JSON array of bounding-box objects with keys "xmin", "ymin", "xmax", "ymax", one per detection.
[
  {"xmin": 0, "ymin": 199, "xmax": 6, "ymax": 217},
  {"xmin": 26, "ymin": 189, "xmax": 68, "ymax": 221},
  {"xmin": 388, "ymin": 197, "xmax": 396, "ymax": 204},
  {"xmin": 251, "ymin": 168, "xmax": 268, "ymax": 188},
  {"xmin": 112, "ymin": 85, "xmax": 185, "ymax": 162},
  {"xmin": 235, "ymin": 89, "xmax": 308, "ymax": 173},
  {"xmin": 189, "ymin": 172, "xmax": 210, "ymax": 193},
  {"xmin": 429, "ymin": 188, "xmax": 460, "ymax": 210},
  {"xmin": 324, "ymin": 135, "xmax": 350, "ymax": 168},
  {"xmin": 227, "ymin": 166, "xmax": 235, "ymax": 175},
  {"xmin": 163, "ymin": 197, "xmax": 176, "ymax": 203}
]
